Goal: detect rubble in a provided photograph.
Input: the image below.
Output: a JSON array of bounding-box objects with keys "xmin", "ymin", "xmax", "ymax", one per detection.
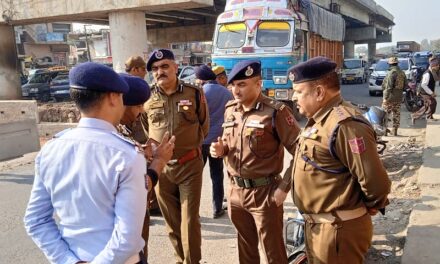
[{"xmin": 38, "ymin": 102, "xmax": 80, "ymax": 123}]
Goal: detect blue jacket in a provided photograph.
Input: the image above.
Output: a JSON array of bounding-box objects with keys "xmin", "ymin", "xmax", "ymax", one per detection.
[{"xmin": 202, "ymin": 81, "xmax": 233, "ymax": 144}]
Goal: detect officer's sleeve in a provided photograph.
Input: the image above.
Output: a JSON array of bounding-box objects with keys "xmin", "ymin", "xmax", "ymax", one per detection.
[
  {"xmin": 197, "ymin": 89, "xmax": 210, "ymax": 138},
  {"xmin": 140, "ymin": 111, "xmax": 150, "ymax": 139},
  {"xmin": 93, "ymin": 153, "xmax": 147, "ymax": 263},
  {"xmin": 274, "ymin": 105, "xmax": 301, "ymax": 192},
  {"xmin": 24, "ymin": 154, "xmax": 81, "ymax": 264},
  {"xmin": 335, "ymin": 121, "xmax": 391, "ymax": 210}
]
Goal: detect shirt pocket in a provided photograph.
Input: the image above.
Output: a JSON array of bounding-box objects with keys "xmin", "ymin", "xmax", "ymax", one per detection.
[
  {"xmin": 247, "ymin": 125, "xmax": 278, "ymax": 159},
  {"xmin": 177, "ymin": 103, "xmax": 197, "ymax": 125},
  {"xmin": 298, "ymin": 141, "xmax": 314, "ymax": 171}
]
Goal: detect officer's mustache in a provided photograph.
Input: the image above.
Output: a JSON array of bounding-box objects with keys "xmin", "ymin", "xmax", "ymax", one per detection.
[{"xmin": 158, "ymin": 74, "xmax": 168, "ymax": 79}]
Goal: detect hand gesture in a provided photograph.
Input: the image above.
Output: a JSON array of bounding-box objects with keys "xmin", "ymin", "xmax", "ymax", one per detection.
[
  {"xmin": 210, "ymin": 137, "xmax": 224, "ymax": 158},
  {"xmin": 154, "ymin": 131, "xmax": 176, "ymax": 164}
]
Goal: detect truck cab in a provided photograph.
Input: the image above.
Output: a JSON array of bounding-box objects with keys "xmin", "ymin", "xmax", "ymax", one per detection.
[{"xmin": 341, "ymin": 58, "xmax": 368, "ymax": 84}]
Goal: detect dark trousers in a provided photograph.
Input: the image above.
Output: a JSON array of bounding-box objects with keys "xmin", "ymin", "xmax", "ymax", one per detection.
[{"xmin": 202, "ymin": 144, "xmax": 225, "ymax": 214}]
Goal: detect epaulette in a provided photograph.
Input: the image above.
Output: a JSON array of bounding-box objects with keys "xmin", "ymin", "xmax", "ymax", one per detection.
[
  {"xmin": 180, "ymin": 82, "xmax": 202, "ymax": 92},
  {"xmin": 261, "ymin": 96, "xmax": 283, "ymax": 110},
  {"xmin": 53, "ymin": 128, "xmax": 72, "ymax": 138},
  {"xmin": 225, "ymin": 99, "xmax": 238, "ymax": 108},
  {"xmin": 332, "ymin": 104, "xmax": 357, "ymax": 123},
  {"xmin": 111, "ymin": 131, "xmax": 136, "ymax": 146}
]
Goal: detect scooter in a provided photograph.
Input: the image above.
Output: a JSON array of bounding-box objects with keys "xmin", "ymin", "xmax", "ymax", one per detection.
[
  {"xmin": 285, "ymin": 213, "xmax": 307, "ymax": 264},
  {"xmin": 356, "ymin": 104, "xmax": 388, "ymax": 154}
]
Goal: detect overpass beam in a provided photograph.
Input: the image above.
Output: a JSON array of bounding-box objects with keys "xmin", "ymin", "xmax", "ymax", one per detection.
[
  {"xmin": 344, "ymin": 41, "xmax": 355, "ymax": 58},
  {"xmin": 345, "ymin": 26, "xmax": 376, "ymax": 42},
  {"xmin": 0, "ymin": 25, "xmax": 21, "ymax": 100},
  {"xmin": 109, "ymin": 11, "xmax": 148, "ymax": 73}
]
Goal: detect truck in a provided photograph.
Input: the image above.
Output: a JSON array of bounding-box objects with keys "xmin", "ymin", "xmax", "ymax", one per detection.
[
  {"xmin": 396, "ymin": 41, "xmax": 420, "ymax": 54},
  {"xmin": 211, "ymin": 0, "xmax": 344, "ymax": 111}
]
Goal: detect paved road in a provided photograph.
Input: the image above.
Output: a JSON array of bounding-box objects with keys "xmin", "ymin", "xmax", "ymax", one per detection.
[{"xmin": 0, "ymin": 82, "xmax": 395, "ymax": 264}]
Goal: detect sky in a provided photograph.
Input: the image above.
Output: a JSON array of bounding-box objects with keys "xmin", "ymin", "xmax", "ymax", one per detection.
[{"xmin": 374, "ymin": 0, "xmax": 440, "ymax": 48}]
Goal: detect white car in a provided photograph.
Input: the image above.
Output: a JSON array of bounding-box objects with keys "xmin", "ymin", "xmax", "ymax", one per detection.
[
  {"xmin": 341, "ymin": 58, "xmax": 368, "ymax": 84},
  {"xmin": 368, "ymin": 58, "xmax": 415, "ymax": 96}
]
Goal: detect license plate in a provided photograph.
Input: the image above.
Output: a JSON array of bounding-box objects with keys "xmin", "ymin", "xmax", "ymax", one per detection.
[
  {"xmin": 268, "ymin": 90, "xmax": 275, "ymax": 97},
  {"xmin": 55, "ymin": 90, "xmax": 69, "ymax": 94},
  {"xmin": 346, "ymin": 77, "xmax": 354, "ymax": 81},
  {"xmin": 22, "ymin": 92, "xmax": 29, "ymax": 96}
]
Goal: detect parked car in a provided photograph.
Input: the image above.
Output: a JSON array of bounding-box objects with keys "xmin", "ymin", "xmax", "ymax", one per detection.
[
  {"xmin": 368, "ymin": 58, "xmax": 415, "ymax": 96},
  {"xmin": 50, "ymin": 74, "xmax": 70, "ymax": 101},
  {"xmin": 178, "ymin": 66, "xmax": 197, "ymax": 84},
  {"xmin": 341, "ymin": 58, "xmax": 368, "ymax": 84},
  {"xmin": 21, "ymin": 69, "xmax": 68, "ymax": 102}
]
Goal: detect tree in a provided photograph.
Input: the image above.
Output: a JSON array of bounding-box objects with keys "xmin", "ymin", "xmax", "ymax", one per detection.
[
  {"xmin": 421, "ymin": 39, "xmax": 431, "ymax": 51},
  {"xmin": 431, "ymin": 39, "xmax": 440, "ymax": 52}
]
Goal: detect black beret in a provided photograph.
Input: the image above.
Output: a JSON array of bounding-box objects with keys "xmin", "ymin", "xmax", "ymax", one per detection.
[
  {"xmin": 146, "ymin": 49, "xmax": 175, "ymax": 71},
  {"xmin": 69, "ymin": 62, "xmax": 129, "ymax": 93},
  {"xmin": 227, "ymin": 60, "xmax": 261, "ymax": 84},
  {"xmin": 119, "ymin": 73, "xmax": 151, "ymax": 106},
  {"xmin": 194, "ymin": 65, "xmax": 216, "ymax": 81},
  {"xmin": 287, "ymin": 56, "xmax": 337, "ymax": 84}
]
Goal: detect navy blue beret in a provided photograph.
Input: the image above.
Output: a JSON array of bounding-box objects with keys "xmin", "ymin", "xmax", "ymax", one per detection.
[
  {"xmin": 119, "ymin": 73, "xmax": 151, "ymax": 106},
  {"xmin": 69, "ymin": 62, "xmax": 129, "ymax": 93},
  {"xmin": 194, "ymin": 65, "xmax": 216, "ymax": 81},
  {"xmin": 227, "ymin": 60, "xmax": 261, "ymax": 84},
  {"xmin": 287, "ymin": 56, "xmax": 337, "ymax": 84},
  {"xmin": 146, "ymin": 49, "xmax": 175, "ymax": 71}
]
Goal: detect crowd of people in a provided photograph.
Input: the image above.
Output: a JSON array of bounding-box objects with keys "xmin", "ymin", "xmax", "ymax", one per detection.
[{"xmin": 23, "ymin": 51, "xmax": 392, "ymax": 264}]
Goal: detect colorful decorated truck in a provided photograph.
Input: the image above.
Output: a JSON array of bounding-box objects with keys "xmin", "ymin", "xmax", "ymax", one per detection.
[{"xmin": 211, "ymin": 0, "xmax": 344, "ymax": 109}]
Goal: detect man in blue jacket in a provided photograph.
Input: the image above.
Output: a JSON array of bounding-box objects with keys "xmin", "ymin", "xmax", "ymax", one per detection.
[{"xmin": 195, "ymin": 65, "xmax": 233, "ymax": 218}]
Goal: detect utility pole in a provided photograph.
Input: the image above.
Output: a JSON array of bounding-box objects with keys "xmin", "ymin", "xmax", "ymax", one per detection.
[{"xmin": 84, "ymin": 24, "xmax": 92, "ymax": 62}]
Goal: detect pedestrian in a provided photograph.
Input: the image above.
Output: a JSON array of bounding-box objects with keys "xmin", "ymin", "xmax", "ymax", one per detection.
[
  {"xmin": 194, "ymin": 65, "xmax": 233, "ymax": 219},
  {"xmin": 289, "ymin": 56, "xmax": 391, "ymax": 264},
  {"xmin": 118, "ymin": 73, "xmax": 176, "ymax": 262},
  {"xmin": 210, "ymin": 60, "xmax": 300, "ymax": 264},
  {"xmin": 140, "ymin": 49, "xmax": 209, "ymax": 264},
  {"xmin": 24, "ymin": 62, "xmax": 148, "ymax": 263},
  {"xmin": 212, "ymin": 65, "xmax": 228, "ymax": 87},
  {"xmin": 381, "ymin": 56, "xmax": 407, "ymax": 136},
  {"xmin": 412, "ymin": 58, "xmax": 439, "ymax": 123},
  {"xmin": 125, "ymin": 55, "xmax": 148, "ymax": 79}
]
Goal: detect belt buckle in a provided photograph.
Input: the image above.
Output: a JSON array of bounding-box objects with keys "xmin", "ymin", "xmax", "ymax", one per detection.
[
  {"xmin": 243, "ymin": 178, "xmax": 253, "ymax": 188},
  {"xmin": 167, "ymin": 159, "xmax": 178, "ymax": 165}
]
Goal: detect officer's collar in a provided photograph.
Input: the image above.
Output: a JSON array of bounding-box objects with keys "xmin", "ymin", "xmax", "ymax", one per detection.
[
  {"xmin": 311, "ymin": 94, "xmax": 343, "ymax": 124},
  {"xmin": 78, "ymin": 117, "xmax": 117, "ymax": 132},
  {"xmin": 235, "ymin": 93, "xmax": 264, "ymax": 112}
]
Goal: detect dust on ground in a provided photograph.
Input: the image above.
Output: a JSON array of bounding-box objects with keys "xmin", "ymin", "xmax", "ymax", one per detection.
[
  {"xmin": 38, "ymin": 101, "xmax": 80, "ymax": 123},
  {"xmin": 366, "ymin": 135, "xmax": 424, "ymax": 263}
]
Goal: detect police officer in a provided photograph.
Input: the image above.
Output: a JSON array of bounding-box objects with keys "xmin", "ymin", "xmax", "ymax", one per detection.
[
  {"xmin": 140, "ymin": 49, "xmax": 209, "ymax": 264},
  {"xmin": 125, "ymin": 56, "xmax": 148, "ymax": 79},
  {"xmin": 24, "ymin": 62, "xmax": 148, "ymax": 263},
  {"xmin": 212, "ymin": 65, "xmax": 228, "ymax": 87},
  {"xmin": 194, "ymin": 65, "xmax": 233, "ymax": 219},
  {"xmin": 118, "ymin": 73, "xmax": 175, "ymax": 262},
  {"xmin": 381, "ymin": 56, "xmax": 407, "ymax": 136},
  {"xmin": 289, "ymin": 57, "xmax": 391, "ymax": 264},
  {"xmin": 210, "ymin": 60, "xmax": 300, "ymax": 264}
]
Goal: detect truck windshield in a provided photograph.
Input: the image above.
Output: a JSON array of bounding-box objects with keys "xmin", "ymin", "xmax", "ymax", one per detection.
[
  {"xmin": 217, "ymin": 23, "xmax": 246, "ymax": 49},
  {"xmin": 343, "ymin": 60, "xmax": 362, "ymax": 69},
  {"xmin": 256, "ymin": 22, "xmax": 290, "ymax": 47}
]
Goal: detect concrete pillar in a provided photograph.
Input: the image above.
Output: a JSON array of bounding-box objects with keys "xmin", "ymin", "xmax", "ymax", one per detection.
[
  {"xmin": 0, "ymin": 25, "xmax": 21, "ymax": 100},
  {"xmin": 344, "ymin": 41, "xmax": 355, "ymax": 58},
  {"xmin": 109, "ymin": 11, "xmax": 148, "ymax": 73},
  {"xmin": 368, "ymin": 41, "xmax": 377, "ymax": 64}
]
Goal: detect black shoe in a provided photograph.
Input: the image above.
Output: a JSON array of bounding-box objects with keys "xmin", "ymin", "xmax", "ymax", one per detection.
[{"xmin": 213, "ymin": 209, "xmax": 225, "ymax": 219}]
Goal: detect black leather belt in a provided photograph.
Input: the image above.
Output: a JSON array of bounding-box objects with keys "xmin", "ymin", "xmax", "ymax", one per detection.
[{"xmin": 232, "ymin": 175, "xmax": 277, "ymax": 188}]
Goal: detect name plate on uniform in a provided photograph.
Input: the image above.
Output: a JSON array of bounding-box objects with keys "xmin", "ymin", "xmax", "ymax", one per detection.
[{"xmin": 245, "ymin": 120, "xmax": 264, "ymax": 129}]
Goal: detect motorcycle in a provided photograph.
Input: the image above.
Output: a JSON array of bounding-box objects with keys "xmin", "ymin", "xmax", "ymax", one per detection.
[
  {"xmin": 403, "ymin": 81, "xmax": 424, "ymax": 112},
  {"xmin": 285, "ymin": 213, "xmax": 307, "ymax": 264}
]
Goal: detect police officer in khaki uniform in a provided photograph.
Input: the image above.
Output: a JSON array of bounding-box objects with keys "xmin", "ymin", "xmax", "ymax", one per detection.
[
  {"xmin": 289, "ymin": 57, "xmax": 391, "ymax": 264},
  {"xmin": 118, "ymin": 73, "xmax": 175, "ymax": 262},
  {"xmin": 210, "ymin": 60, "xmax": 300, "ymax": 264},
  {"xmin": 140, "ymin": 49, "xmax": 209, "ymax": 264}
]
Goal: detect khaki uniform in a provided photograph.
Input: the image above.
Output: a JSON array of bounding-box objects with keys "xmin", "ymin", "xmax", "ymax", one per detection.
[
  {"xmin": 382, "ymin": 65, "xmax": 407, "ymax": 129},
  {"xmin": 140, "ymin": 81, "xmax": 209, "ymax": 264},
  {"xmin": 221, "ymin": 94, "xmax": 300, "ymax": 264},
  {"xmin": 116, "ymin": 124, "xmax": 151, "ymax": 260},
  {"xmin": 291, "ymin": 95, "xmax": 391, "ymax": 264}
]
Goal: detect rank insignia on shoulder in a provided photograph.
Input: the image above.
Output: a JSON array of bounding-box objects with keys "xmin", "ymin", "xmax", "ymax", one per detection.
[
  {"xmin": 285, "ymin": 115, "xmax": 295, "ymax": 126},
  {"xmin": 348, "ymin": 137, "xmax": 366, "ymax": 154},
  {"xmin": 112, "ymin": 131, "xmax": 136, "ymax": 146}
]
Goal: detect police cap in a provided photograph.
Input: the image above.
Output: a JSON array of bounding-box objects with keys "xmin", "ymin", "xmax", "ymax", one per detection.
[
  {"xmin": 146, "ymin": 49, "xmax": 175, "ymax": 71},
  {"xmin": 69, "ymin": 62, "xmax": 129, "ymax": 93},
  {"xmin": 227, "ymin": 60, "xmax": 261, "ymax": 84},
  {"xmin": 194, "ymin": 65, "xmax": 217, "ymax": 81},
  {"xmin": 119, "ymin": 73, "xmax": 151, "ymax": 106},
  {"xmin": 287, "ymin": 56, "xmax": 337, "ymax": 84}
]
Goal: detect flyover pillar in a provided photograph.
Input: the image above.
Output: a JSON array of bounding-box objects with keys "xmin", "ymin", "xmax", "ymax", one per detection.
[
  {"xmin": 368, "ymin": 41, "xmax": 377, "ymax": 64},
  {"xmin": 0, "ymin": 25, "xmax": 21, "ymax": 100},
  {"xmin": 109, "ymin": 11, "xmax": 148, "ymax": 73},
  {"xmin": 344, "ymin": 41, "xmax": 355, "ymax": 59}
]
